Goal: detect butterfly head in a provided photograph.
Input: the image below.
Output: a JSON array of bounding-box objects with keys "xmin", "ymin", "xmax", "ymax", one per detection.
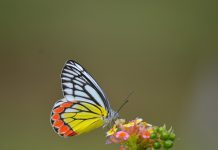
[
  {"xmin": 104, "ymin": 109, "xmax": 119, "ymax": 127},
  {"xmin": 110, "ymin": 109, "xmax": 119, "ymax": 120}
]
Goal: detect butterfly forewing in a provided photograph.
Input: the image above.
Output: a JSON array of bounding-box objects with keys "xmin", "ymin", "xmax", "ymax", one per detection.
[{"xmin": 61, "ymin": 60, "xmax": 111, "ymax": 110}]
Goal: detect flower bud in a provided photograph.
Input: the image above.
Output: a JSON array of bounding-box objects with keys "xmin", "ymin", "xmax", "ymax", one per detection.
[
  {"xmin": 150, "ymin": 133, "xmax": 157, "ymax": 139},
  {"xmin": 153, "ymin": 142, "xmax": 161, "ymax": 149},
  {"xmin": 164, "ymin": 140, "xmax": 173, "ymax": 148},
  {"xmin": 160, "ymin": 131, "xmax": 169, "ymax": 140},
  {"xmin": 158, "ymin": 127, "xmax": 165, "ymax": 133},
  {"xmin": 153, "ymin": 126, "xmax": 159, "ymax": 133},
  {"xmin": 169, "ymin": 133, "xmax": 176, "ymax": 141}
]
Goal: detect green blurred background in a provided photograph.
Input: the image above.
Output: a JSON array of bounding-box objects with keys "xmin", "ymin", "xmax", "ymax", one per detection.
[{"xmin": 1, "ymin": 1, "xmax": 218, "ymax": 150}]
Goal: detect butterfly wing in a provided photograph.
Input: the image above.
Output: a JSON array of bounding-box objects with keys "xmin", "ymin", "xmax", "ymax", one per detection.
[
  {"xmin": 50, "ymin": 60, "xmax": 110, "ymax": 137},
  {"xmin": 61, "ymin": 60, "xmax": 111, "ymax": 111},
  {"xmin": 50, "ymin": 98, "xmax": 107, "ymax": 137}
]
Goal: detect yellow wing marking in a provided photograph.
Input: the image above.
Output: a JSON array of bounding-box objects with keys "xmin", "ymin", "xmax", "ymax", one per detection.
[
  {"xmin": 80, "ymin": 102, "xmax": 107, "ymax": 117},
  {"xmin": 74, "ymin": 104, "xmax": 89, "ymax": 111},
  {"xmin": 60, "ymin": 102, "xmax": 108, "ymax": 135},
  {"xmin": 74, "ymin": 112, "xmax": 100, "ymax": 119},
  {"xmin": 61, "ymin": 113, "xmax": 76, "ymax": 118},
  {"xmin": 68, "ymin": 120, "xmax": 83, "ymax": 128},
  {"xmin": 73, "ymin": 118, "xmax": 104, "ymax": 135},
  {"xmin": 64, "ymin": 118, "xmax": 74, "ymax": 123}
]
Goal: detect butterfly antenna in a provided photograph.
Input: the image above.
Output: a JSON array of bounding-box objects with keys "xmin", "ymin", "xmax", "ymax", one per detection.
[{"xmin": 117, "ymin": 91, "xmax": 134, "ymax": 113}]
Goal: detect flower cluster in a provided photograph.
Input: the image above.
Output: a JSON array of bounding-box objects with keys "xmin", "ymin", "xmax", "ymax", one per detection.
[{"xmin": 106, "ymin": 118, "xmax": 176, "ymax": 150}]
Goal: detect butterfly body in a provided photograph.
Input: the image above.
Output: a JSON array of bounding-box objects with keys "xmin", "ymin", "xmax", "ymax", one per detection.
[{"xmin": 50, "ymin": 60, "xmax": 118, "ymax": 137}]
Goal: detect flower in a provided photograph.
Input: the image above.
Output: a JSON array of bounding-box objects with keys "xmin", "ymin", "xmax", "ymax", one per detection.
[
  {"xmin": 147, "ymin": 127, "xmax": 154, "ymax": 133},
  {"xmin": 106, "ymin": 125, "xmax": 117, "ymax": 136},
  {"xmin": 123, "ymin": 118, "xmax": 142, "ymax": 128},
  {"xmin": 135, "ymin": 118, "xmax": 143, "ymax": 124},
  {"xmin": 139, "ymin": 121, "xmax": 152, "ymax": 127},
  {"xmin": 115, "ymin": 131, "xmax": 130, "ymax": 141},
  {"xmin": 106, "ymin": 118, "xmax": 176, "ymax": 150},
  {"xmin": 141, "ymin": 130, "xmax": 151, "ymax": 139},
  {"xmin": 115, "ymin": 119, "xmax": 126, "ymax": 126}
]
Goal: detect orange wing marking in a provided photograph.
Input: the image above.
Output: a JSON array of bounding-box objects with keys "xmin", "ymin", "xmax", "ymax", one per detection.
[{"xmin": 51, "ymin": 101, "xmax": 77, "ymax": 137}]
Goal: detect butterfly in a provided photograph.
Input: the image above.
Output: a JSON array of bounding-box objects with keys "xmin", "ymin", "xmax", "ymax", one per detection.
[{"xmin": 50, "ymin": 60, "xmax": 119, "ymax": 137}]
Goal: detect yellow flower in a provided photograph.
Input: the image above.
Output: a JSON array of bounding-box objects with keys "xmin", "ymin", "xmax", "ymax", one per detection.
[
  {"xmin": 123, "ymin": 122, "xmax": 134, "ymax": 127},
  {"xmin": 147, "ymin": 127, "xmax": 154, "ymax": 133},
  {"xmin": 123, "ymin": 118, "xmax": 143, "ymax": 127},
  {"xmin": 115, "ymin": 119, "xmax": 126, "ymax": 126},
  {"xmin": 106, "ymin": 125, "xmax": 117, "ymax": 136},
  {"xmin": 135, "ymin": 118, "xmax": 143, "ymax": 124},
  {"xmin": 140, "ymin": 121, "xmax": 152, "ymax": 127}
]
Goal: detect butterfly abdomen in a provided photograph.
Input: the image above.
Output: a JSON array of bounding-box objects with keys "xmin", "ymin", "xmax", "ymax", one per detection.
[{"xmin": 51, "ymin": 101, "xmax": 77, "ymax": 137}]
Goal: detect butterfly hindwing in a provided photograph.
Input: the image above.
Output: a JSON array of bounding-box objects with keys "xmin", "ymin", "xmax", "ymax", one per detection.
[
  {"xmin": 50, "ymin": 98, "xmax": 107, "ymax": 137},
  {"xmin": 50, "ymin": 98, "xmax": 77, "ymax": 137}
]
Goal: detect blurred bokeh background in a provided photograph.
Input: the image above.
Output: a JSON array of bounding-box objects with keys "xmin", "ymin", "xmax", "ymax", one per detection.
[{"xmin": 1, "ymin": 1, "xmax": 218, "ymax": 150}]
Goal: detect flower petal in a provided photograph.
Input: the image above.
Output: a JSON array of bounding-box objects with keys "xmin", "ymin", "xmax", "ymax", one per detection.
[
  {"xmin": 106, "ymin": 125, "xmax": 117, "ymax": 136},
  {"xmin": 116, "ymin": 131, "xmax": 130, "ymax": 140}
]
